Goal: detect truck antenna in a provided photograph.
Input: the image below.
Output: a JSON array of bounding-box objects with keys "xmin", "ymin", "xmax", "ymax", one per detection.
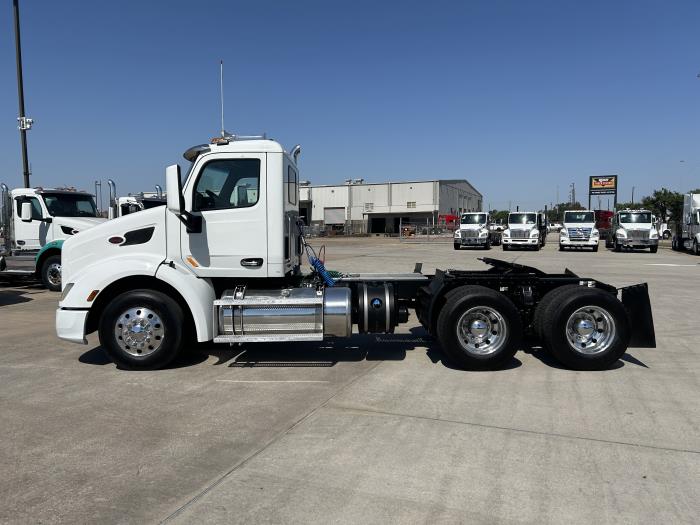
[{"xmin": 219, "ymin": 60, "xmax": 225, "ymax": 138}]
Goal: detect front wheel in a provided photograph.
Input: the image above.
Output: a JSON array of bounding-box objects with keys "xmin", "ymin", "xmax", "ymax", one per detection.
[
  {"xmin": 99, "ymin": 289, "xmax": 184, "ymax": 370},
  {"xmin": 592, "ymin": 244, "xmax": 599, "ymax": 252},
  {"xmin": 614, "ymin": 239, "xmax": 621, "ymax": 252},
  {"xmin": 453, "ymin": 243, "xmax": 460, "ymax": 250},
  {"xmin": 650, "ymin": 245, "xmax": 658, "ymax": 254},
  {"xmin": 693, "ymin": 240, "xmax": 699, "ymax": 256},
  {"xmin": 503, "ymin": 244, "xmax": 510, "ymax": 251},
  {"xmin": 437, "ymin": 285, "xmax": 522, "ymax": 370},
  {"xmin": 484, "ymin": 240, "xmax": 491, "ymax": 250},
  {"xmin": 41, "ymin": 254, "xmax": 62, "ymax": 292}
]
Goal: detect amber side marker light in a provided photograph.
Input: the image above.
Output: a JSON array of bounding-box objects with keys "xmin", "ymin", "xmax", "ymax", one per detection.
[
  {"xmin": 86, "ymin": 290, "xmax": 100, "ymax": 302},
  {"xmin": 186, "ymin": 256, "xmax": 199, "ymax": 267}
]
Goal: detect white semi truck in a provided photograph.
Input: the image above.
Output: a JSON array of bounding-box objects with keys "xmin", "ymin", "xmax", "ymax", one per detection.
[
  {"xmin": 502, "ymin": 212, "xmax": 547, "ymax": 251},
  {"xmin": 453, "ymin": 212, "xmax": 501, "ymax": 250},
  {"xmin": 559, "ymin": 210, "xmax": 599, "ymax": 251},
  {"xmin": 672, "ymin": 193, "xmax": 700, "ymax": 255},
  {"xmin": 0, "ymin": 184, "xmax": 106, "ymax": 290},
  {"xmin": 611, "ymin": 209, "xmax": 659, "ymax": 253},
  {"xmin": 55, "ymin": 134, "xmax": 656, "ymax": 371}
]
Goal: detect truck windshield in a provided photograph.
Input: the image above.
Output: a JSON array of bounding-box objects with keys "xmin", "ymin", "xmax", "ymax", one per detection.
[
  {"xmin": 42, "ymin": 193, "xmax": 98, "ymax": 218},
  {"xmin": 461, "ymin": 213, "xmax": 487, "ymax": 224},
  {"xmin": 509, "ymin": 213, "xmax": 536, "ymax": 225},
  {"xmin": 565, "ymin": 212, "xmax": 594, "ymax": 223},
  {"xmin": 618, "ymin": 212, "xmax": 651, "ymax": 224}
]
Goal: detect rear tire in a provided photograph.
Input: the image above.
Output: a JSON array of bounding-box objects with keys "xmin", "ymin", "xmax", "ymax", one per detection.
[
  {"xmin": 99, "ymin": 289, "xmax": 184, "ymax": 370},
  {"xmin": 437, "ymin": 286, "xmax": 522, "ymax": 370},
  {"xmin": 538, "ymin": 286, "xmax": 630, "ymax": 370},
  {"xmin": 40, "ymin": 254, "xmax": 62, "ymax": 292}
]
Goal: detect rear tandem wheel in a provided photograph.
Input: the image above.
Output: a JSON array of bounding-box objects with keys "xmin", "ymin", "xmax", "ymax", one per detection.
[{"xmin": 436, "ymin": 285, "xmax": 522, "ymax": 370}]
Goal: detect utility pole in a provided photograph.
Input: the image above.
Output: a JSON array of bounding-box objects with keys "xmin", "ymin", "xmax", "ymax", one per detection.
[
  {"xmin": 13, "ymin": 0, "xmax": 33, "ymax": 188},
  {"xmin": 631, "ymin": 186, "xmax": 635, "ymax": 205}
]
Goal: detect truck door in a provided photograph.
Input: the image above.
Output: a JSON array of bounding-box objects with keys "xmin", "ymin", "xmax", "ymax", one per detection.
[
  {"xmin": 180, "ymin": 153, "xmax": 268, "ymax": 277},
  {"xmin": 13, "ymin": 196, "xmax": 45, "ymax": 250}
]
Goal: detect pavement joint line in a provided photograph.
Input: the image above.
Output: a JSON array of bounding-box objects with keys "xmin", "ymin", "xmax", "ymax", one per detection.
[
  {"xmin": 326, "ymin": 405, "xmax": 700, "ymax": 456},
  {"xmin": 160, "ymin": 360, "xmax": 386, "ymax": 524},
  {"xmin": 215, "ymin": 379, "xmax": 330, "ymax": 383}
]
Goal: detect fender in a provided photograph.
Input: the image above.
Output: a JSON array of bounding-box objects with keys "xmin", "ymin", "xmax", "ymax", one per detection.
[
  {"xmin": 35, "ymin": 240, "xmax": 64, "ymax": 272},
  {"xmin": 60, "ymin": 252, "xmax": 165, "ymax": 309},
  {"xmin": 155, "ymin": 262, "xmax": 215, "ymax": 342}
]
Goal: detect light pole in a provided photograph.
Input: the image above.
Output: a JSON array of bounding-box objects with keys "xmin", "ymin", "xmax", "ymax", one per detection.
[
  {"xmin": 631, "ymin": 186, "xmax": 635, "ymax": 205},
  {"xmin": 13, "ymin": 0, "xmax": 33, "ymax": 188}
]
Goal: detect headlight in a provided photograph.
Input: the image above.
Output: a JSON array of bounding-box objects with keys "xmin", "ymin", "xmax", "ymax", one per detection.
[
  {"xmin": 503, "ymin": 229, "xmax": 510, "ymax": 238},
  {"xmin": 651, "ymin": 231, "xmax": 658, "ymax": 239},
  {"xmin": 531, "ymin": 231, "xmax": 539, "ymax": 238},
  {"xmin": 592, "ymin": 229, "xmax": 599, "ymax": 237},
  {"xmin": 454, "ymin": 231, "xmax": 461, "ymax": 238},
  {"xmin": 560, "ymin": 230, "xmax": 568, "ymax": 238},
  {"xmin": 617, "ymin": 229, "xmax": 626, "ymax": 238},
  {"xmin": 479, "ymin": 231, "xmax": 489, "ymax": 237}
]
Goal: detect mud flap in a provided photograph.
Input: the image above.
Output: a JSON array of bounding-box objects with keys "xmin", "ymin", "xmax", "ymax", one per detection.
[{"xmin": 621, "ymin": 283, "xmax": 656, "ymax": 348}]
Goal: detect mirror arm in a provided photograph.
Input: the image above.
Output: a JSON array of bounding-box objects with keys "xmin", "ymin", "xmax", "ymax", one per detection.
[{"xmin": 176, "ymin": 211, "xmax": 202, "ymax": 234}]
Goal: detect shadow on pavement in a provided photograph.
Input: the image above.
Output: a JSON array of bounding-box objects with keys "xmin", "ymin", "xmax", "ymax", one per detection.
[
  {"xmin": 0, "ymin": 289, "xmax": 35, "ymax": 307},
  {"xmin": 78, "ymin": 327, "xmax": 643, "ymax": 372}
]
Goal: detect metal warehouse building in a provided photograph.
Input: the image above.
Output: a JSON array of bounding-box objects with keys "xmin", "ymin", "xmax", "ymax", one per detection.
[{"xmin": 299, "ymin": 179, "xmax": 482, "ymax": 234}]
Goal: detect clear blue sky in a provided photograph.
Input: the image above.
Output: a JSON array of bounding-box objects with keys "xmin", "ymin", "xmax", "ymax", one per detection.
[{"xmin": 1, "ymin": 0, "xmax": 699, "ymax": 210}]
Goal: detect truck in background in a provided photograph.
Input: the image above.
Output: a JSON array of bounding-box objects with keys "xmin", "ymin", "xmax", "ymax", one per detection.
[
  {"xmin": 55, "ymin": 134, "xmax": 655, "ymax": 372},
  {"xmin": 108, "ymin": 180, "xmax": 166, "ymax": 218},
  {"xmin": 453, "ymin": 212, "xmax": 501, "ymax": 250},
  {"xmin": 559, "ymin": 210, "xmax": 599, "ymax": 251},
  {"xmin": 0, "ymin": 184, "xmax": 106, "ymax": 290},
  {"xmin": 502, "ymin": 211, "xmax": 547, "ymax": 251},
  {"xmin": 672, "ymin": 193, "xmax": 700, "ymax": 255},
  {"xmin": 595, "ymin": 210, "xmax": 614, "ymax": 248},
  {"xmin": 611, "ymin": 209, "xmax": 659, "ymax": 253}
]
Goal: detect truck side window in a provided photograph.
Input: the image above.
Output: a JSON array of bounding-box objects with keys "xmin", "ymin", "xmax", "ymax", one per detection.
[
  {"xmin": 193, "ymin": 159, "xmax": 261, "ymax": 211},
  {"xmin": 288, "ymin": 166, "xmax": 297, "ymax": 205},
  {"xmin": 16, "ymin": 197, "xmax": 42, "ymax": 220}
]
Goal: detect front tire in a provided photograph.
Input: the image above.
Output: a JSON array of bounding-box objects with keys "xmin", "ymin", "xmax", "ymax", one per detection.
[
  {"xmin": 40, "ymin": 254, "xmax": 62, "ymax": 292},
  {"xmin": 693, "ymin": 240, "xmax": 699, "ymax": 256},
  {"xmin": 592, "ymin": 244, "xmax": 599, "ymax": 252},
  {"xmin": 537, "ymin": 286, "xmax": 630, "ymax": 370},
  {"xmin": 453, "ymin": 243, "xmax": 460, "ymax": 250},
  {"xmin": 614, "ymin": 239, "xmax": 621, "ymax": 252},
  {"xmin": 99, "ymin": 289, "xmax": 184, "ymax": 370},
  {"xmin": 503, "ymin": 244, "xmax": 510, "ymax": 251},
  {"xmin": 650, "ymin": 245, "xmax": 658, "ymax": 254},
  {"xmin": 437, "ymin": 285, "xmax": 522, "ymax": 370}
]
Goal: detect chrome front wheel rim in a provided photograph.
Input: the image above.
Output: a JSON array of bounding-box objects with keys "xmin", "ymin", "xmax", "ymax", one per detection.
[
  {"xmin": 114, "ymin": 307, "xmax": 164, "ymax": 357},
  {"xmin": 47, "ymin": 262, "xmax": 62, "ymax": 286},
  {"xmin": 456, "ymin": 306, "xmax": 507, "ymax": 356},
  {"xmin": 565, "ymin": 306, "xmax": 616, "ymax": 355}
]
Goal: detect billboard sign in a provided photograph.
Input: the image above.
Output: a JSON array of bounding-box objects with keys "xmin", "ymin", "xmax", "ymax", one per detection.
[{"xmin": 589, "ymin": 175, "xmax": 617, "ymax": 195}]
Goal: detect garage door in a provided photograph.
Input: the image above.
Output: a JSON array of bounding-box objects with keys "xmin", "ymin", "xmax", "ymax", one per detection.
[{"xmin": 323, "ymin": 207, "xmax": 345, "ymax": 225}]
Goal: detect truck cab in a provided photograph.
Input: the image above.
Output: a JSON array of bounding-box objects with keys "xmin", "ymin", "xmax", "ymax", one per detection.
[
  {"xmin": 0, "ymin": 185, "xmax": 105, "ymax": 289},
  {"xmin": 559, "ymin": 210, "xmax": 599, "ymax": 251},
  {"xmin": 672, "ymin": 193, "xmax": 700, "ymax": 254},
  {"xmin": 453, "ymin": 212, "xmax": 494, "ymax": 250},
  {"xmin": 502, "ymin": 211, "xmax": 546, "ymax": 251},
  {"xmin": 612, "ymin": 209, "xmax": 658, "ymax": 253}
]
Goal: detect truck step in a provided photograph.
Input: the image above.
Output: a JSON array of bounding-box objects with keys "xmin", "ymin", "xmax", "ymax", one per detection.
[{"xmin": 213, "ymin": 333, "xmax": 324, "ymax": 343}]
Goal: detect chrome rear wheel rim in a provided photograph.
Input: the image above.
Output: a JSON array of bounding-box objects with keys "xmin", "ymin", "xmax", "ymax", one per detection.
[
  {"xmin": 46, "ymin": 262, "xmax": 62, "ymax": 287},
  {"xmin": 114, "ymin": 307, "xmax": 164, "ymax": 357},
  {"xmin": 565, "ymin": 305, "xmax": 615, "ymax": 355},
  {"xmin": 456, "ymin": 306, "xmax": 507, "ymax": 356}
]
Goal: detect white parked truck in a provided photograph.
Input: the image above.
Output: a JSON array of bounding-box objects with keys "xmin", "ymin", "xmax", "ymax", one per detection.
[
  {"xmin": 453, "ymin": 212, "xmax": 500, "ymax": 250},
  {"xmin": 559, "ymin": 210, "xmax": 599, "ymax": 251},
  {"xmin": 0, "ymin": 184, "xmax": 106, "ymax": 290},
  {"xmin": 502, "ymin": 212, "xmax": 547, "ymax": 251},
  {"xmin": 612, "ymin": 209, "xmax": 659, "ymax": 253},
  {"xmin": 55, "ymin": 134, "xmax": 656, "ymax": 371},
  {"xmin": 672, "ymin": 193, "xmax": 700, "ymax": 255}
]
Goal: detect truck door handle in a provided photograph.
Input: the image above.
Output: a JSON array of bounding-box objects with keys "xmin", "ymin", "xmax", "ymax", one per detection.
[{"xmin": 240, "ymin": 258, "xmax": 263, "ymax": 268}]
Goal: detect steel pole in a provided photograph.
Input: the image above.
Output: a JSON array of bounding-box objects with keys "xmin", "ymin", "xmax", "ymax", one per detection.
[{"xmin": 13, "ymin": 0, "xmax": 30, "ymax": 188}]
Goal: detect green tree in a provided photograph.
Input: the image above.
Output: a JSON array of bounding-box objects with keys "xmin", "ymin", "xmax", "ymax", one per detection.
[{"xmin": 640, "ymin": 188, "xmax": 683, "ymax": 221}]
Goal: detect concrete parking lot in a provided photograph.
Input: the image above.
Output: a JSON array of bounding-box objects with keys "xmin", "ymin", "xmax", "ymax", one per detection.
[{"xmin": 1, "ymin": 236, "xmax": 698, "ymax": 524}]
